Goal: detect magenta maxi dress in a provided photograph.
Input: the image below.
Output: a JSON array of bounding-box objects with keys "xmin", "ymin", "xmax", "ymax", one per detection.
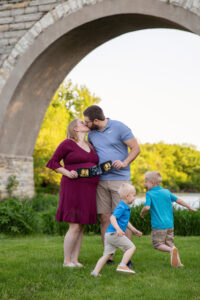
[{"xmin": 46, "ymin": 139, "xmax": 99, "ymax": 224}]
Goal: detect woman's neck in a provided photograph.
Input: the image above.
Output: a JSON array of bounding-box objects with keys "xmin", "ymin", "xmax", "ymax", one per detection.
[{"xmin": 77, "ymin": 133, "xmax": 86, "ymax": 144}]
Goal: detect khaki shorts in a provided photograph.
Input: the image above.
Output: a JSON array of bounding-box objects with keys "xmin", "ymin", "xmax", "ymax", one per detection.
[
  {"xmin": 151, "ymin": 228, "xmax": 174, "ymax": 249},
  {"xmin": 96, "ymin": 180, "xmax": 131, "ymax": 214},
  {"xmin": 103, "ymin": 232, "xmax": 135, "ymax": 256}
]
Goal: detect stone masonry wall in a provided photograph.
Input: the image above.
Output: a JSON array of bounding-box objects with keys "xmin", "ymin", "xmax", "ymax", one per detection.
[
  {"xmin": 0, "ymin": 0, "xmax": 200, "ymax": 93},
  {"xmin": 0, "ymin": 154, "xmax": 34, "ymax": 199}
]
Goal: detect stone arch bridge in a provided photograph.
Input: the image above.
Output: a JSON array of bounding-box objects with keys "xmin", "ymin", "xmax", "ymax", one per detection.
[{"xmin": 0, "ymin": 0, "xmax": 200, "ymax": 198}]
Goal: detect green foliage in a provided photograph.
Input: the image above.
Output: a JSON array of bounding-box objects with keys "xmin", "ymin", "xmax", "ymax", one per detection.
[
  {"xmin": 33, "ymin": 80, "xmax": 100, "ymax": 191},
  {"xmin": 131, "ymin": 143, "xmax": 200, "ymax": 192},
  {"xmin": 39, "ymin": 206, "xmax": 68, "ymax": 235},
  {"xmin": 130, "ymin": 204, "xmax": 151, "ymax": 234},
  {"xmin": 0, "ymin": 195, "xmax": 199, "ymax": 236},
  {"xmin": 0, "ymin": 197, "xmax": 40, "ymax": 234},
  {"xmin": 6, "ymin": 175, "xmax": 19, "ymax": 197},
  {"xmin": 31, "ymin": 193, "xmax": 59, "ymax": 212},
  {"xmin": 174, "ymin": 208, "xmax": 200, "ymax": 236}
]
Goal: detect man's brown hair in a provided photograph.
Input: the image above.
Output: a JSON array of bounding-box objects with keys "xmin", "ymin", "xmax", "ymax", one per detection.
[{"xmin": 83, "ymin": 105, "xmax": 105, "ymax": 121}]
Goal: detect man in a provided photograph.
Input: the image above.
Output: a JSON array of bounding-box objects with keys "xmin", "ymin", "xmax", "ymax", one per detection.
[{"xmin": 83, "ymin": 105, "xmax": 140, "ymax": 266}]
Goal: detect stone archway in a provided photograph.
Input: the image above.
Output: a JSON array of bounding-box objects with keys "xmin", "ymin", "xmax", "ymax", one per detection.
[{"xmin": 0, "ymin": 0, "xmax": 200, "ymax": 198}]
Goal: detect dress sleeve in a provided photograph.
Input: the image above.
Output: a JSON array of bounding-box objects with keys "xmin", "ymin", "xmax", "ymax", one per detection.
[{"xmin": 46, "ymin": 139, "xmax": 71, "ymax": 170}]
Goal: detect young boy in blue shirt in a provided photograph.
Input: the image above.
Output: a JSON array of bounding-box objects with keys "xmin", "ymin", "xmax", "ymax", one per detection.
[
  {"xmin": 91, "ymin": 183, "xmax": 142, "ymax": 276},
  {"xmin": 140, "ymin": 171, "xmax": 197, "ymax": 267}
]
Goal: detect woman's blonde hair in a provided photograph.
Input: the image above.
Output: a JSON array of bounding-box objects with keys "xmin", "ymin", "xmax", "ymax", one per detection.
[
  {"xmin": 145, "ymin": 171, "xmax": 162, "ymax": 185},
  {"xmin": 67, "ymin": 119, "xmax": 79, "ymax": 141},
  {"xmin": 118, "ymin": 183, "xmax": 136, "ymax": 199}
]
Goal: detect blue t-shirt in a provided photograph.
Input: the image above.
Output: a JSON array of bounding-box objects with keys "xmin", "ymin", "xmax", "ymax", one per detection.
[
  {"xmin": 106, "ymin": 200, "xmax": 131, "ymax": 233},
  {"xmin": 144, "ymin": 186, "xmax": 178, "ymax": 229},
  {"xmin": 88, "ymin": 119, "xmax": 134, "ymax": 180}
]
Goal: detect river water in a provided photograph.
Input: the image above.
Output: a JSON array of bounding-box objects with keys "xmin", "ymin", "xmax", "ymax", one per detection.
[{"xmin": 133, "ymin": 193, "xmax": 200, "ymax": 210}]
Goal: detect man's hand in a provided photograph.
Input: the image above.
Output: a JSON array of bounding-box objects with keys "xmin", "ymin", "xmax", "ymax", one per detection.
[
  {"xmin": 116, "ymin": 229, "xmax": 125, "ymax": 237},
  {"xmin": 112, "ymin": 160, "xmax": 127, "ymax": 170}
]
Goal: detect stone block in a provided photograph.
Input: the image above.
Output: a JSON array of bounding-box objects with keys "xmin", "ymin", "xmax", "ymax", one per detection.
[
  {"xmin": 40, "ymin": 12, "xmax": 54, "ymax": 29},
  {"xmin": 14, "ymin": 12, "xmax": 42, "ymax": 23},
  {"xmin": 0, "ymin": 16, "xmax": 14, "ymax": 24},
  {"xmin": 39, "ymin": 4, "xmax": 56, "ymax": 12},
  {"xmin": 0, "ymin": 24, "xmax": 9, "ymax": 31},
  {"xmin": 24, "ymin": 6, "xmax": 38, "ymax": 14},
  {"xmin": 10, "ymin": 22, "xmax": 26, "ymax": 30},
  {"xmin": 0, "ymin": 38, "xmax": 9, "ymax": 46},
  {"xmin": 4, "ymin": 30, "xmax": 26, "ymax": 38},
  {"xmin": 25, "ymin": 21, "xmax": 35, "ymax": 29},
  {"xmin": 30, "ymin": 0, "xmax": 57, "ymax": 6},
  {"xmin": 11, "ymin": 8, "xmax": 25, "ymax": 16},
  {"xmin": 0, "ymin": 10, "xmax": 11, "ymax": 17}
]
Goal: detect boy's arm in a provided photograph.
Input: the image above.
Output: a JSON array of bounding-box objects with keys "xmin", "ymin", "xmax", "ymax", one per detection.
[
  {"xmin": 127, "ymin": 222, "xmax": 142, "ymax": 237},
  {"xmin": 140, "ymin": 206, "xmax": 150, "ymax": 218},
  {"xmin": 110, "ymin": 215, "xmax": 125, "ymax": 236},
  {"xmin": 176, "ymin": 198, "xmax": 198, "ymax": 212}
]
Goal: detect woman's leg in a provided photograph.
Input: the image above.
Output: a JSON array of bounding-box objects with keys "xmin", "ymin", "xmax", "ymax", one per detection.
[
  {"xmin": 71, "ymin": 224, "xmax": 84, "ymax": 264},
  {"xmin": 63, "ymin": 223, "xmax": 83, "ymax": 265}
]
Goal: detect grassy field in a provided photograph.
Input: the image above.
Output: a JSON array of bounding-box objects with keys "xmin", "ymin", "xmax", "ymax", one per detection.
[{"xmin": 0, "ymin": 234, "xmax": 199, "ymax": 300}]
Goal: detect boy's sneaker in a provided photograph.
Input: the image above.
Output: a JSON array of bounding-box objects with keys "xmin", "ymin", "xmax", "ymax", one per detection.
[
  {"xmin": 116, "ymin": 265, "xmax": 135, "ymax": 274},
  {"xmin": 171, "ymin": 247, "xmax": 179, "ymax": 267}
]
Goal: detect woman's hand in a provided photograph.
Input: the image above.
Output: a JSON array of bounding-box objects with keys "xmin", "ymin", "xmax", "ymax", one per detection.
[{"xmin": 67, "ymin": 170, "xmax": 78, "ymax": 179}]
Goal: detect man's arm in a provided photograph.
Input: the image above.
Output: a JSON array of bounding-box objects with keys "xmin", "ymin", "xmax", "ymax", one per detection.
[
  {"xmin": 112, "ymin": 137, "xmax": 141, "ymax": 170},
  {"xmin": 140, "ymin": 206, "xmax": 150, "ymax": 218},
  {"xmin": 127, "ymin": 222, "xmax": 142, "ymax": 237},
  {"xmin": 176, "ymin": 198, "xmax": 198, "ymax": 212}
]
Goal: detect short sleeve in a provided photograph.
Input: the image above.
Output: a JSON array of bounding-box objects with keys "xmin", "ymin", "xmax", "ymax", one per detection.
[
  {"xmin": 168, "ymin": 190, "xmax": 178, "ymax": 202},
  {"xmin": 118, "ymin": 122, "xmax": 134, "ymax": 142},
  {"xmin": 144, "ymin": 192, "xmax": 151, "ymax": 206},
  {"xmin": 112, "ymin": 204, "xmax": 124, "ymax": 219},
  {"xmin": 46, "ymin": 139, "xmax": 72, "ymax": 170}
]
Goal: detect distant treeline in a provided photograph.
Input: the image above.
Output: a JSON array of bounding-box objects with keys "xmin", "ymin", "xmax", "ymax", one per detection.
[
  {"xmin": 131, "ymin": 143, "xmax": 200, "ymax": 192},
  {"xmin": 33, "ymin": 80, "xmax": 200, "ymax": 193}
]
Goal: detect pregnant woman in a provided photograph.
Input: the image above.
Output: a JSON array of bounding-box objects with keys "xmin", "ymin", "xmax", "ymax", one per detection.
[{"xmin": 46, "ymin": 119, "xmax": 99, "ymax": 267}]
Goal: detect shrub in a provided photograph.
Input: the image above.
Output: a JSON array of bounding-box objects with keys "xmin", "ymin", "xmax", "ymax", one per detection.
[
  {"xmin": 6, "ymin": 175, "xmax": 19, "ymax": 197},
  {"xmin": 31, "ymin": 193, "xmax": 59, "ymax": 212},
  {"xmin": 0, "ymin": 198, "xmax": 40, "ymax": 235},
  {"xmin": 39, "ymin": 206, "xmax": 68, "ymax": 235}
]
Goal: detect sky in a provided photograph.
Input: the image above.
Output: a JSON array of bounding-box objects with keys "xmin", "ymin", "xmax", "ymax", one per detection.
[{"xmin": 65, "ymin": 29, "xmax": 200, "ymax": 150}]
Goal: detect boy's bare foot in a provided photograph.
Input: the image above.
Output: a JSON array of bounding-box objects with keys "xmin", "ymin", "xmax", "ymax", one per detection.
[{"xmin": 171, "ymin": 247, "xmax": 179, "ymax": 267}]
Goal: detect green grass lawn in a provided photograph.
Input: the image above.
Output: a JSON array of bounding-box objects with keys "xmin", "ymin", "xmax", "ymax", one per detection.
[{"xmin": 0, "ymin": 235, "xmax": 199, "ymax": 300}]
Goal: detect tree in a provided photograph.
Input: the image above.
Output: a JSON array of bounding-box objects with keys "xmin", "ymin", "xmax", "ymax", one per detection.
[{"xmin": 33, "ymin": 80, "xmax": 100, "ymax": 192}]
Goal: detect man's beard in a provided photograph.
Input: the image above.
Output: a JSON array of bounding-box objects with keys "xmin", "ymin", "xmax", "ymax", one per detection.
[{"xmin": 89, "ymin": 124, "xmax": 100, "ymax": 130}]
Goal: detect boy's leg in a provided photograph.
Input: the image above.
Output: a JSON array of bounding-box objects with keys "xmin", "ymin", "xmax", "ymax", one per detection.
[
  {"xmin": 165, "ymin": 228, "xmax": 184, "ymax": 267},
  {"xmin": 92, "ymin": 254, "xmax": 113, "ymax": 274},
  {"xmin": 121, "ymin": 245, "xmax": 136, "ymax": 265}
]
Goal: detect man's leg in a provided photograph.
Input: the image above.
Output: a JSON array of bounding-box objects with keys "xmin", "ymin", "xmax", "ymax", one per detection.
[{"xmin": 100, "ymin": 214, "xmax": 111, "ymax": 246}]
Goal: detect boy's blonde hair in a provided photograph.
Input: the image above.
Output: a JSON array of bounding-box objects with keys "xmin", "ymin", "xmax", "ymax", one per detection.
[
  {"xmin": 118, "ymin": 183, "xmax": 136, "ymax": 199},
  {"xmin": 145, "ymin": 171, "xmax": 162, "ymax": 185}
]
